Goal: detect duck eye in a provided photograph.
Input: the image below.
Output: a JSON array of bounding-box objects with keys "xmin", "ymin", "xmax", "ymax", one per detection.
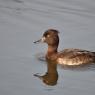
[{"xmin": 47, "ymin": 34, "xmax": 50, "ymax": 38}]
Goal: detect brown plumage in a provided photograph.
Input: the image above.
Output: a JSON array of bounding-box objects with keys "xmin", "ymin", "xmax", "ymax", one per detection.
[
  {"xmin": 34, "ymin": 29, "xmax": 95, "ymax": 66},
  {"xmin": 57, "ymin": 49, "xmax": 95, "ymax": 65}
]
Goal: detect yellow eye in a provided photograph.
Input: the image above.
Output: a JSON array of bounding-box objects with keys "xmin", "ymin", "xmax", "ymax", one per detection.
[{"xmin": 47, "ymin": 34, "xmax": 50, "ymax": 38}]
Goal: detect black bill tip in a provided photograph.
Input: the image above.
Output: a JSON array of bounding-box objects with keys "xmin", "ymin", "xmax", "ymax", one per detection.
[{"xmin": 33, "ymin": 39, "xmax": 41, "ymax": 44}]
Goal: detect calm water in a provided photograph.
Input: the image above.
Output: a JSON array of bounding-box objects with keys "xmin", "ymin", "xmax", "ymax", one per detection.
[{"xmin": 0, "ymin": 0, "xmax": 95, "ymax": 95}]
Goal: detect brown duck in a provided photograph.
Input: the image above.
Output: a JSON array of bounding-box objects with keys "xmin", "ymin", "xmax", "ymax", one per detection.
[{"xmin": 34, "ymin": 29, "xmax": 95, "ymax": 65}]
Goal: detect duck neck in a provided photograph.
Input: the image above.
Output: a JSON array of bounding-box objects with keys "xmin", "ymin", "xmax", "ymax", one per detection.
[{"xmin": 46, "ymin": 45, "xmax": 58, "ymax": 57}]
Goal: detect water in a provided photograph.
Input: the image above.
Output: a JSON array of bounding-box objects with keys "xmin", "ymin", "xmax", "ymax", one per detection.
[{"xmin": 0, "ymin": 0, "xmax": 95, "ymax": 95}]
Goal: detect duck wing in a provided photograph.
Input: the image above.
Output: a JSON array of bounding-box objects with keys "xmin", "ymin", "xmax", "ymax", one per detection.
[{"xmin": 57, "ymin": 49, "xmax": 95, "ymax": 65}]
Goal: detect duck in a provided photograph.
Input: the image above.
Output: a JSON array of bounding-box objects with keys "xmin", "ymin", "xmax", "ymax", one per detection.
[{"xmin": 34, "ymin": 29, "xmax": 95, "ymax": 66}]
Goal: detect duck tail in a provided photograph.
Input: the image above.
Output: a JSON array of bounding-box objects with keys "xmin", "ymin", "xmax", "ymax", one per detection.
[
  {"xmin": 92, "ymin": 52, "xmax": 95, "ymax": 61},
  {"xmin": 92, "ymin": 52, "xmax": 95, "ymax": 55}
]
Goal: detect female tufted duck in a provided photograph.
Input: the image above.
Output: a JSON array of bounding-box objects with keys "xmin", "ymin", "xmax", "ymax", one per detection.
[{"xmin": 34, "ymin": 29, "xmax": 95, "ymax": 65}]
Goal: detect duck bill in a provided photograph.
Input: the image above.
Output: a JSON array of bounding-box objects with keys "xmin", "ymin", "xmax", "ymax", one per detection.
[
  {"xmin": 33, "ymin": 39, "xmax": 42, "ymax": 43},
  {"xmin": 33, "ymin": 37, "xmax": 45, "ymax": 44}
]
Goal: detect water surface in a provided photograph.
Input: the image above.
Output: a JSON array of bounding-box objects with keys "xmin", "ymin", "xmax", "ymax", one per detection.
[{"xmin": 0, "ymin": 0, "xmax": 95, "ymax": 95}]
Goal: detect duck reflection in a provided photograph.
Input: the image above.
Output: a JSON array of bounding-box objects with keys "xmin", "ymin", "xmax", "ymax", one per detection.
[{"xmin": 34, "ymin": 60, "xmax": 58, "ymax": 86}]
